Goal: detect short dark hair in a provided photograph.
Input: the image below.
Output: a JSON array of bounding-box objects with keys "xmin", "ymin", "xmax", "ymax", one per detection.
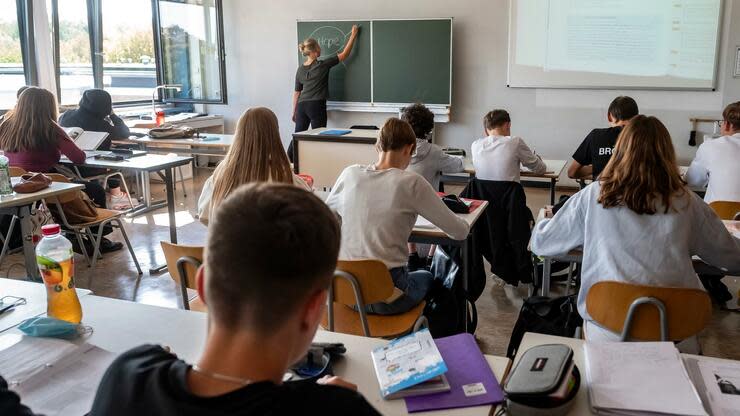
[
  {"xmin": 401, "ymin": 103, "xmax": 435, "ymax": 139},
  {"xmin": 205, "ymin": 183, "xmax": 341, "ymax": 332},
  {"xmin": 483, "ymin": 110, "xmax": 511, "ymax": 131},
  {"xmin": 377, "ymin": 117, "xmax": 416, "ymax": 152},
  {"xmin": 607, "ymin": 96, "xmax": 639, "ymax": 122},
  {"xmin": 722, "ymin": 101, "xmax": 740, "ymax": 131}
]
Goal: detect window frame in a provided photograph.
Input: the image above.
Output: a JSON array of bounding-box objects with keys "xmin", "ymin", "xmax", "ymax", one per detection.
[{"xmin": 17, "ymin": 0, "xmax": 37, "ymax": 85}]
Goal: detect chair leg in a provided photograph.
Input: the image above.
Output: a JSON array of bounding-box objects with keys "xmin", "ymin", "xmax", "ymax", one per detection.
[
  {"xmin": 0, "ymin": 216, "xmax": 17, "ymax": 266},
  {"xmin": 114, "ymin": 218, "xmax": 142, "ymax": 275},
  {"xmin": 178, "ymin": 166, "xmax": 187, "ymax": 197},
  {"xmin": 90, "ymin": 224, "xmax": 107, "ymax": 269},
  {"xmin": 564, "ymin": 262, "xmax": 575, "ymax": 296},
  {"xmin": 74, "ymin": 229, "xmax": 92, "ymax": 266}
]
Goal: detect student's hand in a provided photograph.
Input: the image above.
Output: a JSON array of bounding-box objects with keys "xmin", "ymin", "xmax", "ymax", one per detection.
[
  {"xmin": 351, "ymin": 25, "xmax": 359, "ymax": 37},
  {"xmin": 317, "ymin": 375, "xmax": 358, "ymax": 391},
  {"xmin": 292, "ymin": 112, "xmax": 297, "ymax": 122}
]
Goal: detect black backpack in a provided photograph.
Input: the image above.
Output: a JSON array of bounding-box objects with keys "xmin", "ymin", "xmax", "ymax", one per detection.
[
  {"xmin": 506, "ymin": 295, "xmax": 583, "ymax": 359},
  {"xmin": 425, "ymin": 247, "xmax": 477, "ymax": 337}
]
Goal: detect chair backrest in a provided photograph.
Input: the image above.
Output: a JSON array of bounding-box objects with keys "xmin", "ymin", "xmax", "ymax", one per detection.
[
  {"xmin": 586, "ymin": 281, "xmax": 712, "ymax": 341},
  {"xmin": 333, "ymin": 260, "xmax": 395, "ymax": 307},
  {"xmin": 160, "ymin": 242, "xmax": 204, "ymax": 289},
  {"xmin": 709, "ymin": 200, "xmax": 740, "ymax": 220},
  {"xmin": 9, "ymin": 167, "xmax": 27, "ymax": 177}
]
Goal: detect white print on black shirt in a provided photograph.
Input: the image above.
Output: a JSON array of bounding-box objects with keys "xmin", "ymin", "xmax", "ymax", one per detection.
[{"xmin": 598, "ymin": 147, "xmax": 613, "ymax": 156}]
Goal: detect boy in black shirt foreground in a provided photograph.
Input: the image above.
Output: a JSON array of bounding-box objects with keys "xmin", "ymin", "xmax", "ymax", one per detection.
[
  {"xmin": 89, "ymin": 184, "xmax": 380, "ymax": 415},
  {"xmin": 568, "ymin": 96, "xmax": 639, "ymax": 181}
]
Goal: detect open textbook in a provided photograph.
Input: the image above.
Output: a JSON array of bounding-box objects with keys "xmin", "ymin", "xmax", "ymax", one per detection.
[{"xmin": 64, "ymin": 127, "xmax": 109, "ymax": 151}]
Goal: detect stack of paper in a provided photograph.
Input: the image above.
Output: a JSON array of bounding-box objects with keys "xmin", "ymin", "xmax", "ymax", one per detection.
[
  {"xmin": 585, "ymin": 342, "xmax": 707, "ymax": 416},
  {"xmin": 684, "ymin": 355, "xmax": 740, "ymax": 416}
]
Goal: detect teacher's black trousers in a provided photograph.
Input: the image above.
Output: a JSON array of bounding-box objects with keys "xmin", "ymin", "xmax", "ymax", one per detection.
[{"xmin": 289, "ymin": 99, "xmax": 327, "ymax": 162}]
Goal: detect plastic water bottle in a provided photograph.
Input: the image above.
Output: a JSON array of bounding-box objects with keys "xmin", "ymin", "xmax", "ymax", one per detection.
[
  {"xmin": 0, "ymin": 151, "xmax": 12, "ymax": 196},
  {"xmin": 36, "ymin": 224, "xmax": 82, "ymax": 323}
]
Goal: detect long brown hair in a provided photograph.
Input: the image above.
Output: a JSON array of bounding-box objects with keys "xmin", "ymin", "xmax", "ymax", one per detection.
[
  {"xmin": 210, "ymin": 107, "xmax": 293, "ymax": 210},
  {"xmin": 0, "ymin": 87, "xmax": 60, "ymax": 152},
  {"xmin": 598, "ymin": 115, "xmax": 687, "ymax": 215}
]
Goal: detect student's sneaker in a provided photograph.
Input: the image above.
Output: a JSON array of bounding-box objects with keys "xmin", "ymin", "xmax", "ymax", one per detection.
[
  {"xmin": 407, "ymin": 253, "xmax": 427, "ymax": 271},
  {"xmin": 109, "ymin": 192, "xmax": 133, "ymax": 211}
]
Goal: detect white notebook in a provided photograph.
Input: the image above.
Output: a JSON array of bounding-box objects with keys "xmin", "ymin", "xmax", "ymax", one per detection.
[
  {"xmin": 585, "ymin": 342, "xmax": 707, "ymax": 416},
  {"xmin": 64, "ymin": 127, "xmax": 109, "ymax": 151}
]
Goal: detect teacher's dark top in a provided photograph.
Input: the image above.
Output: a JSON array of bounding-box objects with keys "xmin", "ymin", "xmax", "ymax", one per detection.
[{"xmin": 295, "ymin": 55, "xmax": 340, "ymax": 102}]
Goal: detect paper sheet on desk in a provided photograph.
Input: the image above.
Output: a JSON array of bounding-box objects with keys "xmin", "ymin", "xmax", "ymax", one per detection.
[
  {"xmin": 0, "ymin": 335, "xmax": 116, "ymax": 416},
  {"xmin": 585, "ymin": 342, "xmax": 706, "ymax": 416},
  {"xmin": 415, "ymin": 216, "xmax": 436, "ymax": 229},
  {"xmin": 690, "ymin": 358, "xmax": 740, "ymax": 416}
]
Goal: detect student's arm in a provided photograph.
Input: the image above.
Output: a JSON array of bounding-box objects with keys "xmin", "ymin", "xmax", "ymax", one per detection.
[
  {"xmin": 690, "ymin": 197, "xmax": 740, "ymax": 273},
  {"xmin": 292, "ymin": 90, "xmax": 301, "ymax": 123},
  {"xmin": 436, "ymin": 148, "xmax": 465, "ymax": 173},
  {"xmin": 108, "ymin": 113, "xmax": 130, "ymax": 139},
  {"xmin": 57, "ymin": 129, "xmax": 86, "ymax": 164},
  {"xmin": 567, "ymin": 160, "xmax": 592, "ymax": 180},
  {"xmin": 337, "ymin": 25, "xmax": 359, "ymax": 62},
  {"xmin": 325, "ymin": 168, "xmax": 349, "ymax": 221},
  {"xmin": 530, "ymin": 191, "xmax": 586, "ymax": 256},
  {"xmin": 197, "ymin": 176, "xmax": 214, "ymax": 224},
  {"xmin": 412, "ymin": 176, "xmax": 469, "ymax": 240},
  {"xmin": 0, "ymin": 376, "xmax": 38, "ymax": 416},
  {"xmin": 684, "ymin": 145, "xmax": 709, "ymax": 188},
  {"xmin": 517, "ymin": 137, "xmax": 546, "ymax": 175},
  {"xmin": 568, "ymin": 133, "xmax": 594, "ymax": 179}
]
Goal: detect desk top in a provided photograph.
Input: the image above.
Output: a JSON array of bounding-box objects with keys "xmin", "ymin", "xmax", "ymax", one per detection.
[
  {"xmin": 61, "ymin": 153, "xmax": 193, "ymax": 172},
  {"xmin": 4, "ymin": 293, "xmax": 510, "ymax": 416},
  {"xmin": 412, "ymin": 200, "xmax": 489, "ymax": 239},
  {"xmin": 293, "ymin": 127, "xmax": 380, "ymax": 142},
  {"xmin": 459, "ymin": 158, "xmax": 568, "ymax": 180},
  {"xmin": 0, "ymin": 278, "xmax": 92, "ymax": 334},
  {"xmin": 119, "ymin": 133, "xmax": 234, "ymax": 149},
  {"xmin": 0, "ymin": 180, "xmax": 84, "ymax": 210}
]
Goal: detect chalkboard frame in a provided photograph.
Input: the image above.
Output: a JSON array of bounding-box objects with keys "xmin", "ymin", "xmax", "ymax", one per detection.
[{"xmin": 296, "ymin": 17, "xmax": 453, "ymax": 108}]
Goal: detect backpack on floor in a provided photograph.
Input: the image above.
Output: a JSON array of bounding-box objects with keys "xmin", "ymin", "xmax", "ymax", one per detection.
[
  {"xmin": 425, "ymin": 247, "xmax": 477, "ymax": 337},
  {"xmin": 506, "ymin": 295, "xmax": 583, "ymax": 359}
]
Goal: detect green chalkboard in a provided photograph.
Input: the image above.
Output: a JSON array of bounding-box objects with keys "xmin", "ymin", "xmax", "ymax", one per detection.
[
  {"xmin": 373, "ymin": 19, "xmax": 452, "ymax": 105},
  {"xmin": 296, "ymin": 19, "xmax": 452, "ymax": 105},
  {"xmin": 297, "ymin": 21, "xmax": 372, "ymax": 102}
]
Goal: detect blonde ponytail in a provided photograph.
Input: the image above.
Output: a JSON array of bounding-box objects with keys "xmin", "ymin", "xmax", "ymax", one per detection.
[{"xmin": 299, "ymin": 38, "xmax": 319, "ymax": 57}]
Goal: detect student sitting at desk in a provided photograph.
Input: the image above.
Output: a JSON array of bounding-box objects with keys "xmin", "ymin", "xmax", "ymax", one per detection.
[
  {"xmin": 471, "ymin": 109, "xmax": 546, "ymax": 181},
  {"xmin": 88, "ymin": 184, "xmax": 378, "ymax": 415},
  {"xmin": 59, "ymin": 89, "xmax": 132, "ymax": 210},
  {"xmin": 567, "ymin": 96, "xmax": 638, "ymax": 182},
  {"xmin": 685, "ymin": 101, "xmax": 740, "ymax": 204},
  {"xmin": 326, "ymin": 118, "xmax": 469, "ymax": 314},
  {"xmin": 197, "ymin": 107, "xmax": 309, "ymax": 224},
  {"xmin": 0, "ymin": 87, "xmax": 122, "ymax": 253},
  {"xmin": 531, "ymin": 116, "xmax": 740, "ymax": 349}
]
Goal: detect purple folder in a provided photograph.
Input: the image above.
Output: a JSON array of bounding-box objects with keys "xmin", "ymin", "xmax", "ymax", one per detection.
[{"xmin": 404, "ymin": 333, "xmax": 505, "ymax": 413}]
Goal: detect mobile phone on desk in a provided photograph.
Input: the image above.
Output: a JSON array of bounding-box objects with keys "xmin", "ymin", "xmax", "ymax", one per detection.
[{"xmin": 94, "ymin": 154, "xmax": 125, "ymax": 161}]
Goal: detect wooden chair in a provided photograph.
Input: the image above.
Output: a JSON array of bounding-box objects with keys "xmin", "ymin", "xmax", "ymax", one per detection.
[
  {"xmin": 160, "ymin": 242, "xmax": 206, "ymax": 311},
  {"xmin": 9, "ymin": 166, "xmax": 27, "ymax": 177},
  {"xmin": 709, "ymin": 201, "xmax": 740, "ymax": 220},
  {"xmin": 42, "ymin": 173, "xmax": 141, "ymax": 274},
  {"xmin": 322, "ymin": 259, "xmax": 426, "ymax": 338},
  {"xmin": 1, "ymin": 167, "xmax": 28, "ymax": 265},
  {"xmin": 586, "ymin": 281, "xmax": 711, "ymax": 342}
]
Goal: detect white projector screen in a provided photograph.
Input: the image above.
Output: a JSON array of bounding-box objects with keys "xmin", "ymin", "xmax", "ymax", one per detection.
[{"xmin": 507, "ymin": 0, "xmax": 723, "ymax": 90}]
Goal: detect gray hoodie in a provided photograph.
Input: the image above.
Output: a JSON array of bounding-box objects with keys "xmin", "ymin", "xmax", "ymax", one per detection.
[{"xmin": 407, "ymin": 139, "xmax": 465, "ymax": 190}]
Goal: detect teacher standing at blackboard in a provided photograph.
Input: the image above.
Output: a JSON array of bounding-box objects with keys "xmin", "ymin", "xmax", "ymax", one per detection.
[{"xmin": 289, "ymin": 25, "xmax": 359, "ymax": 161}]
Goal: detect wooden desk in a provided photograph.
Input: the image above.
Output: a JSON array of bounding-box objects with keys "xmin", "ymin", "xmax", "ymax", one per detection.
[
  {"xmin": 0, "ymin": 278, "xmax": 92, "ymax": 333},
  {"xmin": 292, "ymin": 128, "xmax": 379, "ymax": 190},
  {"xmin": 441, "ymin": 159, "xmax": 569, "ymax": 205},
  {"xmin": 116, "ymin": 134, "xmax": 234, "ymax": 158},
  {"xmin": 59, "ymin": 154, "xmax": 193, "ymax": 274},
  {"xmin": 0, "ymin": 180, "xmax": 84, "ymax": 281},
  {"xmin": 5, "ymin": 294, "xmax": 511, "ymax": 416}
]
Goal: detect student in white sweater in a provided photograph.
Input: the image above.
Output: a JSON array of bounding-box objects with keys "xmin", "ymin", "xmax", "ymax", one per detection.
[
  {"xmin": 326, "ymin": 118, "xmax": 470, "ymax": 314},
  {"xmin": 197, "ymin": 107, "xmax": 309, "ymax": 224},
  {"xmin": 685, "ymin": 101, "xmax": 740, "ymax": 204},
  {"xmin": 471, "ymin": 110, "xmax": 546, "ymax": 181},
  {"xmin": 531, "ymin": 116, "xmax": 740, "ymax": 345}
]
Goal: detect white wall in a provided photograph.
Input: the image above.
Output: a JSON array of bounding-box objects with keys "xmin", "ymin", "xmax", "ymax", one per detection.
[{"xmin": 210, "ymin": 0, "xmax": 740, "ymax": 178}]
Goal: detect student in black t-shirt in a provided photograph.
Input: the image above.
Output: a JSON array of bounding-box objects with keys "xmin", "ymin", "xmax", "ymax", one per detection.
[
  {"xmin": 567, "ymin": 96, "xmax": 639, "ymax": 181},
  {"xmin": 89, "ymin": 184, "xmax": 380, "ymax": 415}
]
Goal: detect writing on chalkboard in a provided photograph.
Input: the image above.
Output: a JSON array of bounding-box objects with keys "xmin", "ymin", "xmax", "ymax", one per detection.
[{"xmin": 308, "ymin": 26, "xmax": 350, "ymax": 56}]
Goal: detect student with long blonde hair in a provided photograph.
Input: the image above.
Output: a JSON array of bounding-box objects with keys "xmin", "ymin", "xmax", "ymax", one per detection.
[
  {"xmin": 197, "ymin": 107, "xmax": 309, "ymax": 223},
  {"xmin": 531, "ymin": 115, "xmax": 740, "ymax": 346}
]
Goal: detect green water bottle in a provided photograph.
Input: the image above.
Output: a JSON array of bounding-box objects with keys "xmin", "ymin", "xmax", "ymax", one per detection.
[{"xmin": 0, "ymin": 151, "xmax": 12, "ymax": 196}]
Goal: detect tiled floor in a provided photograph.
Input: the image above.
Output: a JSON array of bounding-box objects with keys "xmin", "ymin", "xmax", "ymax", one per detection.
[{"xmin": 1, "ymin": 170, "xmax": 738, "ymax": 360}]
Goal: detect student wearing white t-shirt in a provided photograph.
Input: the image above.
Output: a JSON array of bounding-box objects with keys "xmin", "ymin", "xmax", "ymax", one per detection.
[
  {"xmin": 326, "ymin": 118, "xmax": 470, "ymax": 315},
  {"xmin": 531, "ymin": 116, "xmax": 740, "ymax": 346},
  {"xmin": 685, "ymin": 101, "xmax": 740, "ymax": 204},
  {"xmin": 471, "ymin": 110, "xmax": 546, "ymax": 181}
]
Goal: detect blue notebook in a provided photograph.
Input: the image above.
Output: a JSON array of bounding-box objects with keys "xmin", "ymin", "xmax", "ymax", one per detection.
[{"xmin": 319, "ymin": 129, "xmax": 352, "ymax": 136}]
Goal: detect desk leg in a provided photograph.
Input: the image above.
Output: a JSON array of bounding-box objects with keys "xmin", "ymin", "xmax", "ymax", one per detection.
[
  {"xmin": 550, "ymin": 179, "xmax": 556, "ymax": 205},
  {"xmin": 541, "ymin": 258, "xmax": 552, "ymax": 297},
  {"xmin": 18, "ymin": 206, "xmax": 40, "ymax": 281},
  {"xmin": 149, "ymin": 167, "xmax": 178, "ymax": 274},
  {"xmin": 461, "ymin": 238, "xmax": 470, "ymax": 334}
]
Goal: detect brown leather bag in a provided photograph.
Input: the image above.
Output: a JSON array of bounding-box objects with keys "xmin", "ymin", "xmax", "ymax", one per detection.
[
  {"xmin": 48, "ymin": 190, "xmax": 99, "ymax": 225},
  {"xmin": 13, "ymin": 173, "xmax": 52, "ymax": 194}
]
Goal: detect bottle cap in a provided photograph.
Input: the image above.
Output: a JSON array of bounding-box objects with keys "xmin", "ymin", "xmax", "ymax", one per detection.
[{"xmin": 41, "ymin": 224, "xmax": 61, "ymax": 236}]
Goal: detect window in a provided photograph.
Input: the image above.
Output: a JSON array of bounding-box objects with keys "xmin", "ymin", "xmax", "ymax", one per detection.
[
  {"xmin": 157, "ymin": 0, "xmax": 227, "ymax": 103},
  {"xmin": 101, "ymin": 0, "xmax": 157, "ymax": 102},
  {"xmin": 51, "ymin": 0, "xmax": 95, "ymax": 105},
  {"xmin": 0, "ymin": 0, "xmax": 27, "ymax": 109}
]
